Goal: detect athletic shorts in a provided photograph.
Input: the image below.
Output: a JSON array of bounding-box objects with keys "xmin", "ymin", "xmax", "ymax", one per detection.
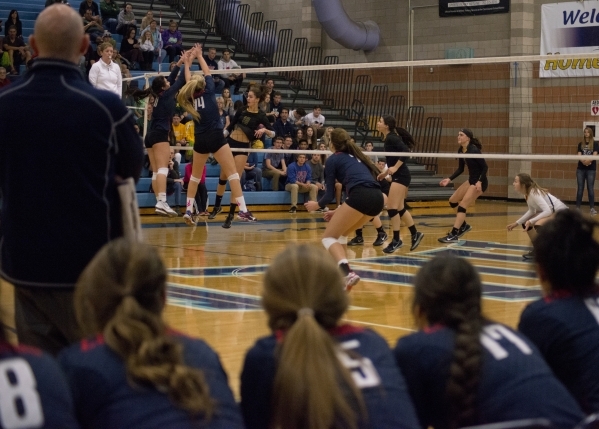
[
  {"xmin": 227, "ymin": 137, "xmax": 250, "ymax": 157},
  {"xmin": 194, "ymin": 129, "xmax": 227, "ymax": 155},
  {"xmin": 345, "ymin": 185, "xmax": 384, "ymax": 217},
  {"xmin": 468, "ymin": 176, "xmax": 488, "ymax": 192},
  {"xmin": 391, "ymin": 172, "xmax": 411, "ymax": 187},
  {"xmin": 144, "ymin": 129, "xmax": 170, "ymax": 149}
]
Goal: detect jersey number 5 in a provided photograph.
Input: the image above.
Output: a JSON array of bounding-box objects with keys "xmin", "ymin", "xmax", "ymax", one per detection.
[
  {"xmin": 0, "ymin": 358, "xmax": 44, "ymax": 429},
  {"xmin": 338, "ymin": 340, "xmax": 381, "ymax": 389}
]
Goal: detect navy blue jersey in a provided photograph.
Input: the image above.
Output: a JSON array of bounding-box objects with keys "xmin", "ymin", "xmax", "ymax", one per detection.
[
  {"xmin": 519, "ymin": 291, "xmax": 599, "ymax": 413},
  {"xmin": 449, "ymin": 143, "xmax": 488, "ymax": 185},
  {"xmin": 193, "ymin": 75, "xmax": 223, "ymax": 134},
  {"xmin": 318, "ymin": 152, "xmax": 380, "ymax": 209},
  {"xmin": 58, "ymin": 333, "xmax": 243, "ymax": 429},
  {"xmin": 150, "ymin": 66, "xmax": 187, "ymax": 132},
  {"xmin": 0, "ymin": 342, "xmax": 79, "ymax": 429},
  {"xmin": 394, "ymin": 323, "xmax": 583, "ymax": 429},
  {"xmin": 241, "ymin": 325, "xmax": 419, "ymax": 429},
  {"xmin": 577, "ymin": 141, "xmax": 599, "ymax": 170},
  {"xmin": 384, "ymin": 133, "xmax": 411, "ymax": 181}
]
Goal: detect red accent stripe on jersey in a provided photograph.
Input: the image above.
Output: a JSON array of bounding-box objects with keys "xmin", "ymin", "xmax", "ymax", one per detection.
[
  {"xmin": 423, "ymin": 323, "xmax": 445, "ymax": 334},
  {"xmin": 0, "ymin": 342, "xmax": 42, "ymax": 356},
  {"xmin": 544, "ymin": 290, "xmax": 573, "ymax": 303},
  {"xmin": 80, "ymin": 334, "xmax": 104, "ymax": 352}
]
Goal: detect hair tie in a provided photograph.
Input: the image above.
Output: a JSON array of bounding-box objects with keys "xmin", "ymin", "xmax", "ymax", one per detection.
[{"xmin": 297, "ymin": 308, "xmax": 314, "ymax": 318}]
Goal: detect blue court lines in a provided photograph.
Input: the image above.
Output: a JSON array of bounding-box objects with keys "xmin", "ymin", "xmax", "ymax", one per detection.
[{"xmin": 166, "ymin": 239, "xmax": 542, "ymax": 311}]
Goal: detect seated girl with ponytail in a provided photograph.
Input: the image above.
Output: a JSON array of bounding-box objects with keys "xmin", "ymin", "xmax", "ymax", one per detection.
[
  {"xmin": 393, "ymin": 255, "xmax": 584, "ymax": 429},
  {"xmin": 240, "ymin": 243, "xmax": 419, "ymax": 429},
  {"xmin": 58, "ymin": 238, "xmax": 243, "ymax": 429}
]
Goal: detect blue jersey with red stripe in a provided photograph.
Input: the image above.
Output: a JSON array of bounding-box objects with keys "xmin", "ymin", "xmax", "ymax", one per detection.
[
  {"xmin": 0, "ymin": 342, "xmax": 79, "ymax": 429},
  {"xmin": 519, "ymin": 291, "xmax": 599, "ymax": 413},
  {"xmin": 393, "ymin": 323, "xmax": 584, "ymax": 429},
  {"xmin": 240, "ymin": 324, "xmax": 419, "ymax": 429},
  {"xmin": 57, "ymin": 332, "xmax": 243, "ymax": 429}
]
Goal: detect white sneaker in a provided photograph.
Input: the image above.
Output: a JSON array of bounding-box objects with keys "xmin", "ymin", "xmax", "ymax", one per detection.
[
  {"xmin": 183, "ymin": 210, "xmax": 196, "ymax": 226},
  {"xmin": 591, "ymin": 208, "xmax": 597, "ymax": 216},
  {"xmin": 344, "ymin": 271, "xmax": 360, "ymax": 292},
  {"xmin": 155, "ymin": 200, "xmax": 178, "ymax": 217}
]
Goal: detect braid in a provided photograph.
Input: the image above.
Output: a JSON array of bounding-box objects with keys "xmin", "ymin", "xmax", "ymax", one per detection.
[{"xmin": 445, "ymin": 297, "xmax": 483, "ymax": 429}]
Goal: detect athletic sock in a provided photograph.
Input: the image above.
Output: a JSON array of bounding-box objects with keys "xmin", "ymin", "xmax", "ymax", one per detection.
[
  {"xmin": 236, "ymin": 196, "xmax": 248, "ymax": 212},
  {"xmin": 355, "ymin": 228, "xmax": 363, "ymax": 238},
  {"xmin": 229, "ymin": 203, "xmax": 237, "ymax": 216},
  {"xmin": 186, "ymin": 198, "xmax": 195, "ymax": 213},
  {"xmin": 158, "ymin": 192, "xmax": 167, "ymax": 202},
  {"xmin": 376, "ymin": 226, "xmax": 385, "ymax": 234},
  {"xmin": 408, "ymin": 225, "xmax": 417, "ymax": 236},
  {"xmin": 214, "ymin": 195, "xmax": 223, "ymax": 208},
  {"xmin": 393, "ymin": 230, "xmax": 400, "ymax": 241},
  {"xmin": 338, "ymin": 260, "xmax": 350, "ymax": 276}
]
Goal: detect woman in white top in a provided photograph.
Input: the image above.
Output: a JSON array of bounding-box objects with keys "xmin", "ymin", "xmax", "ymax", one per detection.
[
  {"xmin": 507, "ymin": 173, "xmax": 568, "ymax": 259},
  {"xmin": 88, "ymin": 42, "xmax": 122, "ymax": 98}
]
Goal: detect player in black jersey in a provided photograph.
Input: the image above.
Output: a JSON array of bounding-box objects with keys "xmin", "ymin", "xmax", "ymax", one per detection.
[{"xmin": 438, "ymin": 128, "xmax": 488, "ymax": 243}]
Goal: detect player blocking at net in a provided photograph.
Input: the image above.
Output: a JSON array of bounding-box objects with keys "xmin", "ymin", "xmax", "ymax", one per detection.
[{"xmin": 177, "ymin": 43, "xmax": 255, "ymax": 228}]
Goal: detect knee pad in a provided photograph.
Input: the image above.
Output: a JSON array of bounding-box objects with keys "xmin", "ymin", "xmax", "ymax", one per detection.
[
  {"xmin": 228, "ymin": 173, "xmax": 240, "ymax": 182},
  {"xmin": 190, "ymin": 175, "xmax": 201, "ymax": 184},
  {"xmin": 151, "ymin": 172, "xmax": 157, "ymax": 181},
  {"xmin": 457, "ymin": 206, "xmax": 467, "ymax": 214},
  {"xmin": 218, "ymin": 179, "xmax": 227, "ymax": 186},
  {"xmin": 338, "ymin": 236, "xmax": 348, "ymax": 245},
  {"xmin": 387, "ymin": 209, "xmax": 399, "ymax": 219},
  {"xmin": 157, "ymin": 167, "xmax": 168, "ymax": 177},
  {"xmin": 449, "ymin": 201, "xmax": 459, "ymax": 209},
  {"xmin": 322, "ymin": 237, "xmax": 337, "ymax": 250},
  {"xmin": 398, "ymin": 208, "xmax": 407, "ymax": 217}
]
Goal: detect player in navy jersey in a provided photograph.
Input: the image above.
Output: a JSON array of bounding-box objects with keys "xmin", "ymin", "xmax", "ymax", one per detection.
[
  {"xmin": 304, "ymin": 128, "xmax": 384, "ymax": 290},
  {"xmin": 0, "ymin": 324, "xmax": 80, "ymax": 429},
  {"xmin": 206, "ymin": 84, "xmax": 274, "ymax": 227},
  {"xmin": 438, "ymin": 128, "xmax": 488, "ymax": 243},
  {"xmin": 57, "ymin": 238, "xmax": 243, "ymax": 429},
  {"xmin": 130, "ymin": 52, "xmax": 192, "ymax": 218},
  {"xmin": 375, "ymin": 116, "xmax": 423, "ymax": 253},
  {"xmin": 177, "ymin": 44, "xmax": 254, "ymax": 229},
  {"xmin": 519, "ymin": 209, "xmax": 599, "ymax": 413},
  {"xmin": 240, "ymin": 244, "xmax": 419, "ymax": 429},
  {"xmin": 394, "ymin": 255, "xmax": 584, "ymax": 429}
]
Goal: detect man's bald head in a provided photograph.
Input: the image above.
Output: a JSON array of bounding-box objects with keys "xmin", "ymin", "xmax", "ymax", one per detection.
[{"xmin": 30, "ymin": 4, "xmax": 88, "ymax": 63}]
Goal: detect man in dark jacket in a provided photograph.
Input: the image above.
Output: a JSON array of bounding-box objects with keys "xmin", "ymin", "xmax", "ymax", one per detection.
[{"xmin": 0, "ymin": 4, "xmax": 144, "ymax": 354}]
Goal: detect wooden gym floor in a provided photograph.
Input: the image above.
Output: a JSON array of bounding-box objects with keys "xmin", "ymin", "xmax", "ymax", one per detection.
[{"xmin": 0, "ymin": 199, "xmax": 546, "ymax": 397}]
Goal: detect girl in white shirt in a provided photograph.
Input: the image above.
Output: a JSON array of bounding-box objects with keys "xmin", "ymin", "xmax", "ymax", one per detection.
[
  {"xmin": 139, "ymin": 31, "xmax": 154, "ymax": 71},
  {"xmin": 507, "ymin": 173, "xmax": 568, "ymax": 259},
  {"xmin": 88, "ymin": 42, "xmax": 122, "ymax": 98}
]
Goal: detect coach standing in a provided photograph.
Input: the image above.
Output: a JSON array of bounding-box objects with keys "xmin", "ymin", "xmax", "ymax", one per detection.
[{"xmin": 0, "ymin": 5, "xmax": 143, "ymax": 354}]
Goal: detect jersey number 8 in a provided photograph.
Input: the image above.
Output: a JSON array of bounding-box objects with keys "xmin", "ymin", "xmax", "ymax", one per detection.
[{"xmin": 0, "ymin": 358, "xmax": 44, "ymax": 429}]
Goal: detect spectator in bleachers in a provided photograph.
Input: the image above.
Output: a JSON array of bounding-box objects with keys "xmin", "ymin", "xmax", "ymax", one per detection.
[
  {"xmin": 171, "ymin": 112, "xmax": 187, "ymax": 163},
  {"xmin": 4, "ymin": 10, "xmax": 22, "ymax": 38},
  {"xmin": 78, "ymin": 0, "xmax": 101, "ymax": 23},
  {"xmin": 218, "ymin": 48, "xmax": 245, "ymax": 94},
  {"xmin": 0, "ymin": 67, "xmax": 10, "ymax": 88},
  {"xmin": 3, "ymin": 26, "xmax": 31, "ymax": 75},
  {"xmin": 140, "ymin": 9, "xmax": 154, "ymax": 30},
  {"xmin": 82, "ymin": 8, "xmax": 104, "ymax": 44},
  {"xmin": 262, "ymin": 136, "xmax": 287, "ymax": 191},
  {"xmin": 269, "ymin": 90, "xmax": 284, "ymax": 118},
  {"xmin": 394, "ymin": 255, "xmax": 585, "ymax": 429},
  {"xmin": 119, "ymin": 26, "xmax": 143, "ymax": 70},
  {"xmin": 318, "ymin": 141, "xmax": 329, "ymax": 165},
  {"xmin": 139, "ymin": 30, "xmax": 155, "ymax": 71},
  {"xmin": 273, "ymin": 107, "xmax": 294, "ymax": 138},
  {"xmin": 304, "ymin": 105, "xmax": 325, "ymax": 137},
  {"xmin": 293, "ymin": 128, "xmax": 304, "ymax": 145},
  {"xmin": 162, "ymin": 20, "xmax": 183, "ymax": 63},
  {"xmin": 116, "ymin": 2, "xmax": 136, "ymax": 36},
  {"xmin": 288, "ymin": 107, "xmax": 305, "ymax": 129},
  {"xmin": 167, "ymin": 150, "xmax": 183, "ymax": 212},
  {"xmin": 305, "ymin": 124, "xmax": 317, "ymax": 149},
  {"xmin": 309, "ymin": 151, "xmax": 325, "ymax": 200},
  {"xmin": 216, "ymin": 96, "xmax": 230, "ymax": 130},
  {"xmin": 263, "ymin": 77, "xmax": 274, "ymax": 96},
  {"xmin": 297, "ymin": 139, "xmax": 310, "ymax": 156},
  {"xmin": 240, "ymin": 244, "xmax": 418, "ymax": 429},
  {"xmin": 282, "ymin": 135, "xmax": 296, "ymax": 166},
  {"xmin": 89, "ymin": 42, "xmax": 122, "ymax": 97},
  {"xmin": 58, "ymin": 239, "xmax": 244, "ymax": 428},
  {"xmin": 222, "ymin": 87, "xmax": 235, "ymax": 116},
  {"xmin": 363, "ymin": 140, "xmax": 378, "ymax": 163},
  {"xmin": 141, "ymin": 20, "xmax": 165, "ymax": 69},
  {"xmin": 322, "ymin": 125, "xmax": 333, "ymax": 147},
  {"xmin": 45, "ymin": 0, "xmax": 68, "ymax": 7},
  {"xmin": 100, "ymin": 0, "xmax": 119, "ymax": 33},
  {"xmin": 100, "ymin": 30, "xmax": 116, "ymax": 48},
  {"xmin": 203, "ymin": 47, "xmax": 225, "ymax": 93},
  {"xmin": 242, "ymin": 152, "xmax": 263, "ymax": 192},
  {"xmin": 286, "ymin": 154, "xmax": 316, "ymax": 213}
]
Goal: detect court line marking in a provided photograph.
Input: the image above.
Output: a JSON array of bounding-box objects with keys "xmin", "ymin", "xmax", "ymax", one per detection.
[{"xmin": 343, "ymin": 319, "xmax": 416, "ymax": 332}]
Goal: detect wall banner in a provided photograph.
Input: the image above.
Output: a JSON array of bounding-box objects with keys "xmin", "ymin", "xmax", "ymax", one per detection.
[
  {"xmin": 541, "ymin": 1, "xmax": 599, "ymax": 78},
  {"xmin": 439, "ymin": 0, "xmax": 509, "ymax": 17}
]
